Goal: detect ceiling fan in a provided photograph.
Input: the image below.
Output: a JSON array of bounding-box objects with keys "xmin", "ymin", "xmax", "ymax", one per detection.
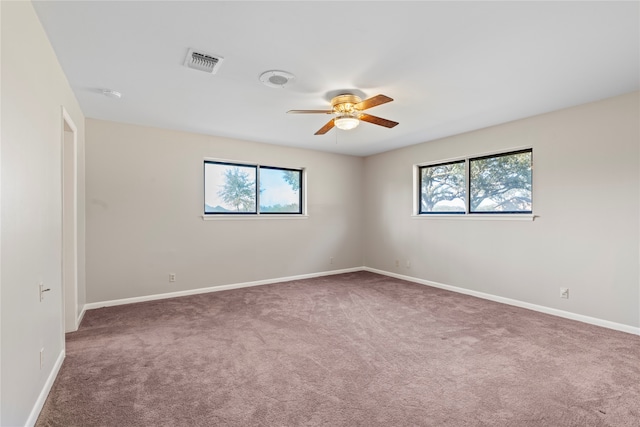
[{"xmin": 287, "ymin": 94, "xmax": 399, "ymax": 135}]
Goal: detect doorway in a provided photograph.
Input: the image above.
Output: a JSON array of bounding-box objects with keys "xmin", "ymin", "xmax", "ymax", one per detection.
[{"xmin": 62, "ymin": 107, "xmax": 78, "ymax": 333}]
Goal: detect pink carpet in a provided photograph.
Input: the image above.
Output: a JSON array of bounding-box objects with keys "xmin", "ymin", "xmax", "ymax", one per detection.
[{"xmin": 37, "ymin": 271, "xmax": 640, "ymax": 426}]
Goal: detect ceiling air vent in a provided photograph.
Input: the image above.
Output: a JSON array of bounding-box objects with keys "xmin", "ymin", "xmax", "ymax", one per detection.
[{"xmin": 184, "ymin": 49, "xmax": 224, "ymax": 74}]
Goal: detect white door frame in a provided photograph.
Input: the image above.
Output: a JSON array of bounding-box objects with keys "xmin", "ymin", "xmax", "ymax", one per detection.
[{"xmin": 61, "ymin": 107, "xmax": 79, "ymax": 333}]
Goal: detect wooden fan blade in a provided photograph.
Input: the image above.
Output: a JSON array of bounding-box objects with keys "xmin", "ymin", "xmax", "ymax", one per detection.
[
  {"xmin": 354, "ymin": 94, "xmax": 393, "ymax": 111},
  {"xmin": 315, "ymin": 119, "xmax": 335, "ymax": 135},
  {"xmin": 359, "ymin": 113, "xmax": 399, "ymax": 129},
  {"xmin": 287, "ymin": 110, "xmax": 333, "ymax": 114}
]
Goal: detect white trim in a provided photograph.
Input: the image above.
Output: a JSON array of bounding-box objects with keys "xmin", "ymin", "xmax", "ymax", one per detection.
[
  {"xmin": 25, "ymin": 267, "xmax": 638, "ymax": 426},
  {"xmin": 84, "ymin": 267, "xmax": 362, "ymax": 310},
  {"xmin": 414, "ymin": 145, "xmax": 534, "ymax": 168},
  {"xmin": 83, "ymin": 266, "xmax": 640, "ymax": 336},
  {"xmin": 364, "ymin": 267, "xmax": 640, "ymax": 336},
  {"xmin": 411, "ymin": 214, "xmax": 536, "ymax": 221},
  {"xmin": 0, "ymin": 4, "xmax": 3, "ymax": 420},
  {"xmin": 25, "ymin": 349, "xmax": 65, "ymax": 427},
  {"xmin": 413, "ymin": 147, "xmax": 534, "ymax": 217},
  {"xmin": 202, "ymin": 157, "xmax": 303, "ymax": 172},
  {"xmin": 76, "ymin": 305, "xmax": 86, "ymax": 328},
  {"xmin": 202, "ymin": 214, "xmax": 309, "ymax": 221},
  {"xmin": 204, "ymin": 157, "xmax": 259, "ymax": 166},
  {"xmin": 415, "ymin": 154, "xmax": 467, "ymax": 168},
  {"xmin": 203, "ymin": 160, "xmax": 307, "ymax": 217},
  {"xmin": 61, "ymin": 106, "xmax": 79, "ymax": 333}
]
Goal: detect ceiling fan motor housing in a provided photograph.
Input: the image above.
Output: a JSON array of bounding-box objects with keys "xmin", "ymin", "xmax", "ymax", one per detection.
[
  {"xmin": 287, "ymin": 93, "xmax": 397, "ymax": 135},
  {"xmin": 332, "ymin": 94, "xmax": 361, "ymax": 114}
]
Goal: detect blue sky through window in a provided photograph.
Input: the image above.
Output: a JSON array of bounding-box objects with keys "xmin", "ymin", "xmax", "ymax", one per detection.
[
  {"xmin": 259, "ymin": 168, "xmax": 299, "ymax": 207},
  {"xmin": 205, "ymin": 162, "xmax": 300, "ymax": 213}
]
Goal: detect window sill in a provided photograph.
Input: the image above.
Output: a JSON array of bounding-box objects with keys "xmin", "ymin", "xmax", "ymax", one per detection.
[
  {"xmin": 202, "ymin": 214, "xmax": 309, "ymax": 221},
  {"xmin": 411, "ymin": 214, "xmax": 536, "ymax": 221}
]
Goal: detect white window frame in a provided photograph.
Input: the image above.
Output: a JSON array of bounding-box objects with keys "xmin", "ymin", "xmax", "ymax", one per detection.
[
  {"xmin": 202, "ymin": 158, "xmax": 308, "ymax": 220},
  {"xmin": 413, "ymin": 148, "xmax": 534, "ymax": 221}
]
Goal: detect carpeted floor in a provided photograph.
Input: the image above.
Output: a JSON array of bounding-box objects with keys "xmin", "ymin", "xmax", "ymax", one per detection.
[{"xmin": 36, "ymin": 271, "xmax": 640, "ymax": 426}]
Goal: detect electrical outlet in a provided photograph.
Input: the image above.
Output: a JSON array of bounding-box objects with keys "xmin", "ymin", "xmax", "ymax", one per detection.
[
  {"xmin": 40, "ymin": 348, "xmax": 44, "ymax": 370},
  {"xmin": 169, "ymin": 273, "xmax": 176, "ymax": 282},
  {"xmin": 330, "ymin": 257, "xmax": 334, "ymax": 265},
  {"xmin": 406, "ymin": 260, "xmax": 411, "ymax": 269},
  {"xmin": 560, "ymin": 288, "xmax": 569, "ymax": 299},
  {"xmin": 395, "ymin": 260, "xmax": 400, "ymax": 268}
]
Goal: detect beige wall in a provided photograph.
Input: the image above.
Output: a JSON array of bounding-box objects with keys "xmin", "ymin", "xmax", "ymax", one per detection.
[
  {"xmin": 0, "ymin": 2, "xmax": 86, "ymax": 425},
  {"xmin": 85, "ymin": 119, "xmax": 363, "ymax": 303},
  {"xmin": 86, "ymin": 93, "xmax": 640, "ymax": 331},
  {"xmin": 363, "ymin": 92, "xmax": 639, "ymax": 328}
]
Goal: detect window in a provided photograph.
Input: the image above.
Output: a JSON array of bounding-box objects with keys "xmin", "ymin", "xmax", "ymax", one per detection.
[
  {"xmin": 204, "ymin": 161, "xmax": 303, "ymax": 215},
  {"xmin": 419, "ymin": 161, "xmax": 466, "ymax": 214},
  {"xmin": 417, "ymin": 149, "xmax": 532, "ymax": 215},
  {"xmin": 470, "ymin": 150, "xmax": 532, "ymax": 213},
  {"xmin": 258, "ymin": 167, "xmax": 302, "ymax": 213}
]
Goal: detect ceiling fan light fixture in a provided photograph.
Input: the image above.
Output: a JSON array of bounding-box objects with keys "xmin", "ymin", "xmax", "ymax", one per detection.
[
  {"xmin": 289, "ymin": 93, "xmax": 396, "ymax": 135},
  {"xmin": 334, "ymin": 116, "xmax": 360, "ymax": 131}
]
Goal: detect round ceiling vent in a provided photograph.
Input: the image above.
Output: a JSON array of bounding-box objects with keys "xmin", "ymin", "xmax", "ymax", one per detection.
[{"xmin": 259, "ymin": 70, "xmax": 296, "ymax": 88}]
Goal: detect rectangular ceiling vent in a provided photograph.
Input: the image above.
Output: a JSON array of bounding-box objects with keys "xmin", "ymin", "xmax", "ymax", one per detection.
[{"xmin": 184, "ymin": 49, "xmax": 224, "ymax": 74}]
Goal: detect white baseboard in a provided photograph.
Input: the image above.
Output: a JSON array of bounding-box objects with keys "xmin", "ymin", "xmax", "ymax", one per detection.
[
  {"xmin": 364, "ymin": 267, "xmax": 640, "ymax": 336},
  {"xmin": 84, "ymin": 267, "xmax": 363, "ymax": 310},
  {"xmin": 25, "ymin": 348, "xmax": 65, "ymax": 427},
  {"xmin": 76, "ymin": 305, "xmax": 86, "ymax": 329},
  {"xmin": 29, "ymin": 267, "xmax": 636, "ymax": 427},
  {"xmin": 82, "ymin": 266, "xmax": 639, "ymax": 336}
]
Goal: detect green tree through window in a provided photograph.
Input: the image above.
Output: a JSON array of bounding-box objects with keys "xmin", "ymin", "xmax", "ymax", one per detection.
[
  {"xmin": 259, "ymin": 168, "xmax": 301, "ymax": 214},
  {"xmin": 282, "ymin": 170, "xmax": 300, "ymax": 192},
  {"xmin": 217, "ymin": 167, "xmax": 256, "ymax": 212},
  {"xmin": 470, "ymin": 150, "xmax": 532, "ymax": 213},
  {"xmin": 420, "ymin": 161, "xmax": 465, "ymax": 213},
  {"xmin": 204, "ymin": 161, "xmax": 303, "ymax": 215},
  {"xmin": 418, "ymin": 149, "xmax": 532, "ymax": 215}
]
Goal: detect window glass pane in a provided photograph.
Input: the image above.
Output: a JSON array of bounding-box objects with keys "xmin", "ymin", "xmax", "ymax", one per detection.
[
  {"xmin": 204, "ymin": 162, "xmax": 256, "ymax": 213},
  {"xmin": 259, "ymin": 168, "xmax": 301, "ymax": 214},
  {"xmin": 420, "ymin": 161, "xmax": 466, "ymax": 213},
  {"xmin": 470, "ymin": 150, "xmax": 532, "ymax": 213}
]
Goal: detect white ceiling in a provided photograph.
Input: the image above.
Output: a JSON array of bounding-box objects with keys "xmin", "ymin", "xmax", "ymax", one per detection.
[{"xmin": 33, "ymin": 1, "xmax": 639, "ymax": 157}]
